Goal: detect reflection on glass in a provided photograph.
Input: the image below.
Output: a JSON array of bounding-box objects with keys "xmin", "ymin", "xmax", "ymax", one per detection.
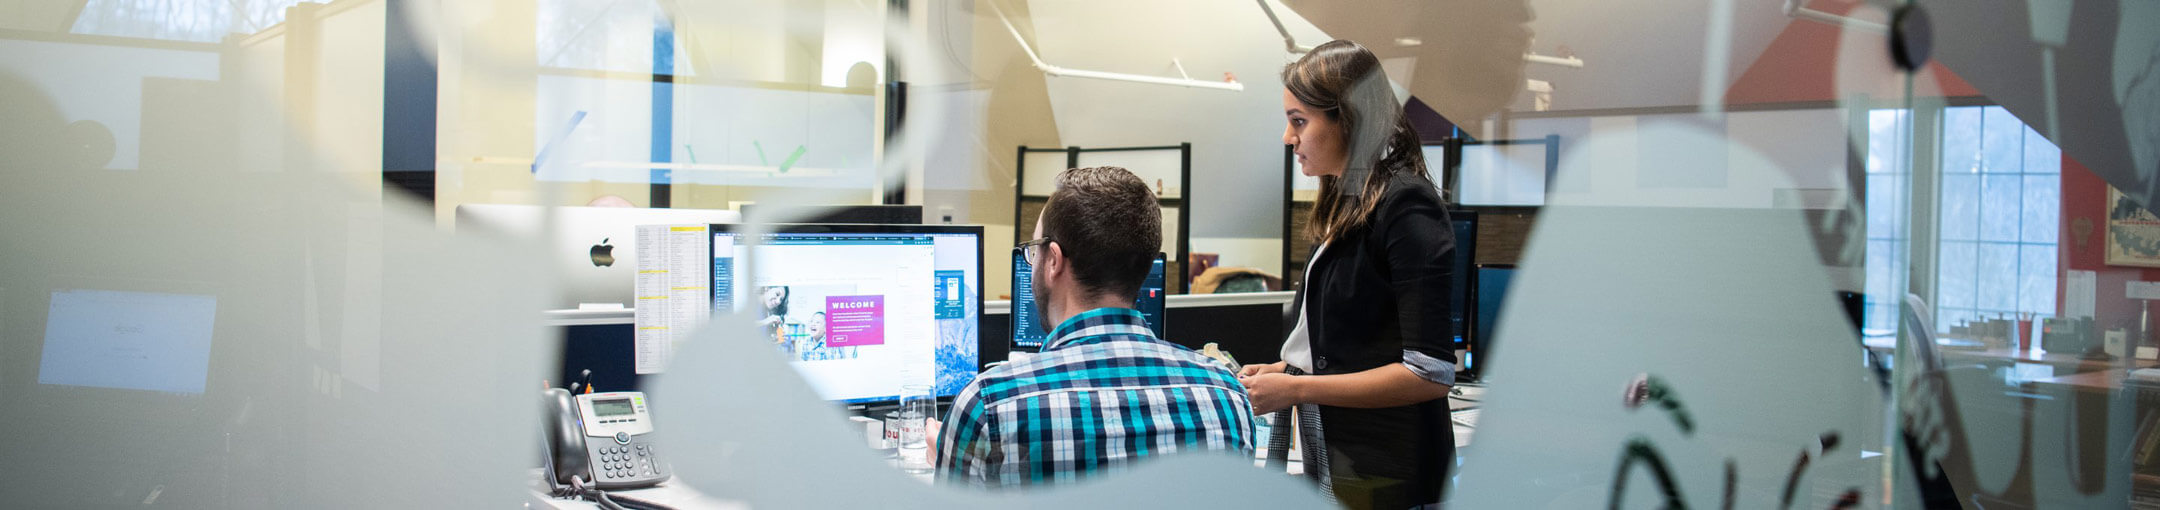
[
  {"xmin": 38, "ymin": 289, "xmax": 217, "ymax": 395},
  {"xmin": 8, "ymin": 0, "xmax": 2159, "ymax": 506}
]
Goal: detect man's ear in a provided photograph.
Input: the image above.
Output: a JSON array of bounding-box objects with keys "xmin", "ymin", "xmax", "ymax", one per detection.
[{"xmin": 1041, "ymin": 241, "xmax": 1065, "ymax": 280}]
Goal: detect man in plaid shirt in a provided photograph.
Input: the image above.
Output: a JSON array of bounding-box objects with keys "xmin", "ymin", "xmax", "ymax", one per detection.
[{"xmin": 936, "ymin": 166, "xmax": 1255, "ymax": 488}]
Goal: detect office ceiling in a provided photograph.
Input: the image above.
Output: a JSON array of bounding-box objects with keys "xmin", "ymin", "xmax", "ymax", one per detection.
[{"xmin": 1284, "ymin": 0, "xmax": 1798, "ymax": 116}]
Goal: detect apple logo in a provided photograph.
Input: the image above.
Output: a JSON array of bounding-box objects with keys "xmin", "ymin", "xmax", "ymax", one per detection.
[{"xmin": 590, "ymin": 238, "xmax": 615, "ymax": 267}]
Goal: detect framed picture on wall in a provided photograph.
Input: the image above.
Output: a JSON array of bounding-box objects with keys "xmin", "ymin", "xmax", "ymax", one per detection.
[{"xmin": 2105, "ymin": 186, "xmax": 2160, "ymax": 267}]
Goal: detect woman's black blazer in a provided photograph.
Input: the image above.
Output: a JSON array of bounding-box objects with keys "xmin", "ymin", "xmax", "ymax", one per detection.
[{"xmin": 1294, "ymin": 170, "xmax": 1459, "ymax": 507}]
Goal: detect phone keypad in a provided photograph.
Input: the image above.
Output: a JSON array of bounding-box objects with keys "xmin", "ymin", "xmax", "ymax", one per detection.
[{"xmin": 593, "ymin": 442, "xmax": 662, "ymax": 481}]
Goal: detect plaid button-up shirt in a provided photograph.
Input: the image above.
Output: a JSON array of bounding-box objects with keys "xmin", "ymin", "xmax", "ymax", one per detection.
[{"xmin": 936, "ymin": 307, "xmax": 1255, "ymax": 488}]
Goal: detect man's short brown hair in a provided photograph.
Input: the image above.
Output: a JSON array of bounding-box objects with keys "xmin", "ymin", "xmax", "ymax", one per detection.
[{"xmin": 1040, "ymin": 166, "xmax": 1162, "ymax": 299}]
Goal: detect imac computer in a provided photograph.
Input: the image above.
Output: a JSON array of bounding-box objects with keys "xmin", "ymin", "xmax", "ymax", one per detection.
[
  {"xmin": 454, "ymin": 204, "xmax": 742, "ymax": 310},
  {"xmin": 1011, "ymin": 252, "xmax": 1168, "ymax": 352},
  {"xmin": 708, "ymin": 224, "xmax": 984, "ymax": 404}
]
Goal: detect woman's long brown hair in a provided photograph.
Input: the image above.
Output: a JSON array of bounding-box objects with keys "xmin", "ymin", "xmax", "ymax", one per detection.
[{"xmin": 1283, "ymin": 39, "xmax": 1436, "ymax": 245}]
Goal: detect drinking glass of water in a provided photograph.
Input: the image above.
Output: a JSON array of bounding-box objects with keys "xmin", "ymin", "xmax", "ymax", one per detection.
[{"xmin": 897, "ymin": 384, "xmax": 935, "ymax": 473}]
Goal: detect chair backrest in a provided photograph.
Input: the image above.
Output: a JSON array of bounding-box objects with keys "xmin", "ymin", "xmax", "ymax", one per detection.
[{"xmin": 1901, "ymin": 293, "xmax": 1946, "ymax": 372}]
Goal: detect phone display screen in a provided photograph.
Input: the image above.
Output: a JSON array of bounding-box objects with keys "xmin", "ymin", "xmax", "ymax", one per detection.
[{"xmin": 592, "ymin": 398, "xmax": 634, "ymax": 417}]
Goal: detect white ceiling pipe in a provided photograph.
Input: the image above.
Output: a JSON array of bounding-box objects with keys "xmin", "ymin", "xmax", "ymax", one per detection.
[
  {"xmin": 1784, "ymin": 0, "xmax": 1889, "ymax": 32},
  {"xmin": 1523, "ymin": 53, "xmax": 1585, "ymax": 69},
  {"xmin": 990, "ymin": 0, "xmax": 1245, "ymax": 91},
  {"xmin": 1256, "ymin": 0, "xmax": 1316, "ymax": 54}
]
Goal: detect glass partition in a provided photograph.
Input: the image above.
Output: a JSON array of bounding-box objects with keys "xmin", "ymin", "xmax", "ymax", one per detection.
[{"xmin": 4, "ymin": 0, "xmax": 2154, "ymax": 507}]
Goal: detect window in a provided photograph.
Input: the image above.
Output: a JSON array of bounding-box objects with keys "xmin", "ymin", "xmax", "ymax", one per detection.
[
  {"xmin": 1867, "ymin": 106, "xmax": 2061, "ymax": 335},
  {"xmin": 1934, "ymin": 106, "xmax": 2059, "ymax": 331},
  {"xmin": 73, "ymin": 0, "xmax": 326, "ymax": 43},
  {"xmin": 1932, "ymin": 106, "xmax": 2060, "ymax": 331},
  {"xmin": 1863, "ymin": 109, "xmax": 1912, "ymax": 332}
]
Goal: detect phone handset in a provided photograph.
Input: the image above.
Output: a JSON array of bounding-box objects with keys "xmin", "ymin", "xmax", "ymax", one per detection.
[
  {"xmin": 543, "ymin": 388, "xmax": 591, "ymax": 492},
  {"xmin": 542, "ymin": 388, "xmax": 669, "ymax": 492}
]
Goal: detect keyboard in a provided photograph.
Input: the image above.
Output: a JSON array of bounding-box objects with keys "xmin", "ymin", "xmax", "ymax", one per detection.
[{"xmin": 1452, "ymin": 408, "xmax": 1481, "ymax": 428}]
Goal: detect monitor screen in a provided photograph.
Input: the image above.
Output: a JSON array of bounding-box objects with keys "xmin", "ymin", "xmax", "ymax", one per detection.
[
  {"xmin": 38, "ymin": 289, "xmax": 218, "ymax": 395},
  {"xmin": 1457, "ymin": 143, "xmax": 1549, "ymax": 207},
  {"xmin": 1012, "ymin": 250, "xmax": 1047, "ymax": 351},
  {"xmin": 709, "ymin": 225, "xmax": 981, "ymax": 403},
  {"xmin": 1469, "ymin": 265, "xmax": 1516, "ymax": 380},
  {"xmin": 1448, "ymin": 212, "xmax": 1478, "ymax": 351},
  {"xmin": 1135, "ymin": 255, "xmax": 1168, "ymax": 339},
  {"xmin": 1421, "ymin": 144, "xmax": 1449, "ymax": 196},
  {"xmin": 1012, "ymin": 252, "xmax": 1167, "ymax": 351}
]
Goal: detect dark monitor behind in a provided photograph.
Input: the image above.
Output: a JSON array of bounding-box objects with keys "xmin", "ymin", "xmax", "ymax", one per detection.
[
  {"xmin": 1449, "ymin": 211, "xmax": 1478, "ymax": 352},
  {"xmin": 1467, "ymin": 264, "xmax": 1516, "ymax": 382},
  {"xmin": 739, "ymin": 204, "xmax": 922, "ymax": 225},
  {"xmin": 1163, "ymin": 300, "xmax": 1287, "ymax": 366},
  {"xmin": 558, "ymin": 322, "xmax": 640, "ymax": 393},
  {"xmin": 1012, "ymin": 253, "xmax": 1166, "ymax": 352}
]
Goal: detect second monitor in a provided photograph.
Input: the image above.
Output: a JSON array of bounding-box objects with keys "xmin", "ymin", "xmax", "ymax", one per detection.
[{"xmin": 1011, "ymin": 253, "xmax": 1167, "ymax": 352}]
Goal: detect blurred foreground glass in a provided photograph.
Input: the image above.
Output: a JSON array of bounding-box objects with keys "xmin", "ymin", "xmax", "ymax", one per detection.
[{"xmin": 898, "ymin": 384, "xmax": 934, "ymax": 474}]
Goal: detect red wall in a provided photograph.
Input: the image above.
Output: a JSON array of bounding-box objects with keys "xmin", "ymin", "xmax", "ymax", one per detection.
[
  {"xmin": 1723, "ymin": 1, "xmax": 1980, "ymax": 106},
  {"xmin": 1728, "ymin": 5, "xmax": 2132, "ymax": 334},
  {"xmin": 2059, "ymin": 155, "xmax": 2158, "ymax": 333}
]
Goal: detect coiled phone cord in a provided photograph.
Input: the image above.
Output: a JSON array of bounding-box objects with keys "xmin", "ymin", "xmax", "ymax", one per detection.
[{"xmin": 565, "ymin": 476, "xmax": 677, "ymax": 510}]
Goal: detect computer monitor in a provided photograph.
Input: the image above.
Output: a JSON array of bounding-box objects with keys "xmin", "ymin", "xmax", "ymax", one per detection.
[
  {"xmin": 1448, "ymin": 211, "xmax": 1479, "ymax": 352},
  {"xmin": 549, "ymin": 309, "xmax": 641, "ymax": 394},
  {"xmin": 1466, "ymin": 264, "xmax": 1516, "ymax": 382},
  {"xmin": 708, "ymin": 224, "xmax": 983, "ymax": 404},
  {"xmin": 1011, "ymin": 252, "xmax": 1168, "ymax": 352},
  {"xmin": 1135, "ymin": 255, "xmax": 1169, "ymax": 339},
  {"xmin": 454, "ymin": 204, "xmax": 742, "ymax": 310},
  {"xmin": 1456, "ymin": 140, "xmax": 1553, "ymax": 207}
]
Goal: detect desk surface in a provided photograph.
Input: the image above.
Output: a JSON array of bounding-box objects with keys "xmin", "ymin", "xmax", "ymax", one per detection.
[
  {"xmin": 2033, "ymin": 369, "xmax": 2160, "ymax": 391},
  {"xmin": 529, "ymin": 482, "xmax": 744, "ymax": 510},
  {"xmin": 1864, "ymin": 341, "xmax": 2158, "ymax": 371}
]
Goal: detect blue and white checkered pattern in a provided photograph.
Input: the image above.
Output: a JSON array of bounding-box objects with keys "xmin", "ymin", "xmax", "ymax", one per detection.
[{"xmin": 936, "ymin": 307, "xmax": 1255, "ymax": 488}]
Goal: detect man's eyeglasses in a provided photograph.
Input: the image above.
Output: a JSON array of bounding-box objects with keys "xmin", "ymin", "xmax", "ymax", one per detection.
[{"xmin": 1017, "ymin": 237, "xmax": 1055, "ymax": 266}]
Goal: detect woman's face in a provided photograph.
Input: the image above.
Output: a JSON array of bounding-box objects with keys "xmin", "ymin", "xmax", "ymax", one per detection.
[
  {"xmin": 762, "ymin": 287, "xmax": 785, "ymax": 309},
  {"xmin": 1283, "ymin": 89, "xmax": 1347, "ymax": 178}
]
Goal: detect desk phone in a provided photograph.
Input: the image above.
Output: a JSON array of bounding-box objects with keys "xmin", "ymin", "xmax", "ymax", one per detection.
[{"xmin": 543, "ymin": 389, "xmax": 670, "ymax": 490}]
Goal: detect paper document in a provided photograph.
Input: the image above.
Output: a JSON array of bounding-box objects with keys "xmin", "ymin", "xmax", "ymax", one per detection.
[
  {"xmin": 634, "ymin": 225, "xmax": 712, "ymax": 374},
  {"xmin": 2067, "ymin": 270, "xmax": 2095, "ymax": 318}
]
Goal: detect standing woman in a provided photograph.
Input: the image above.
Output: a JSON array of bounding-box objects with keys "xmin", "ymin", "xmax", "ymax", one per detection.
[{"xmin": 1237, "ymin": 39, "xmax": 1458, "ymax": 509}]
